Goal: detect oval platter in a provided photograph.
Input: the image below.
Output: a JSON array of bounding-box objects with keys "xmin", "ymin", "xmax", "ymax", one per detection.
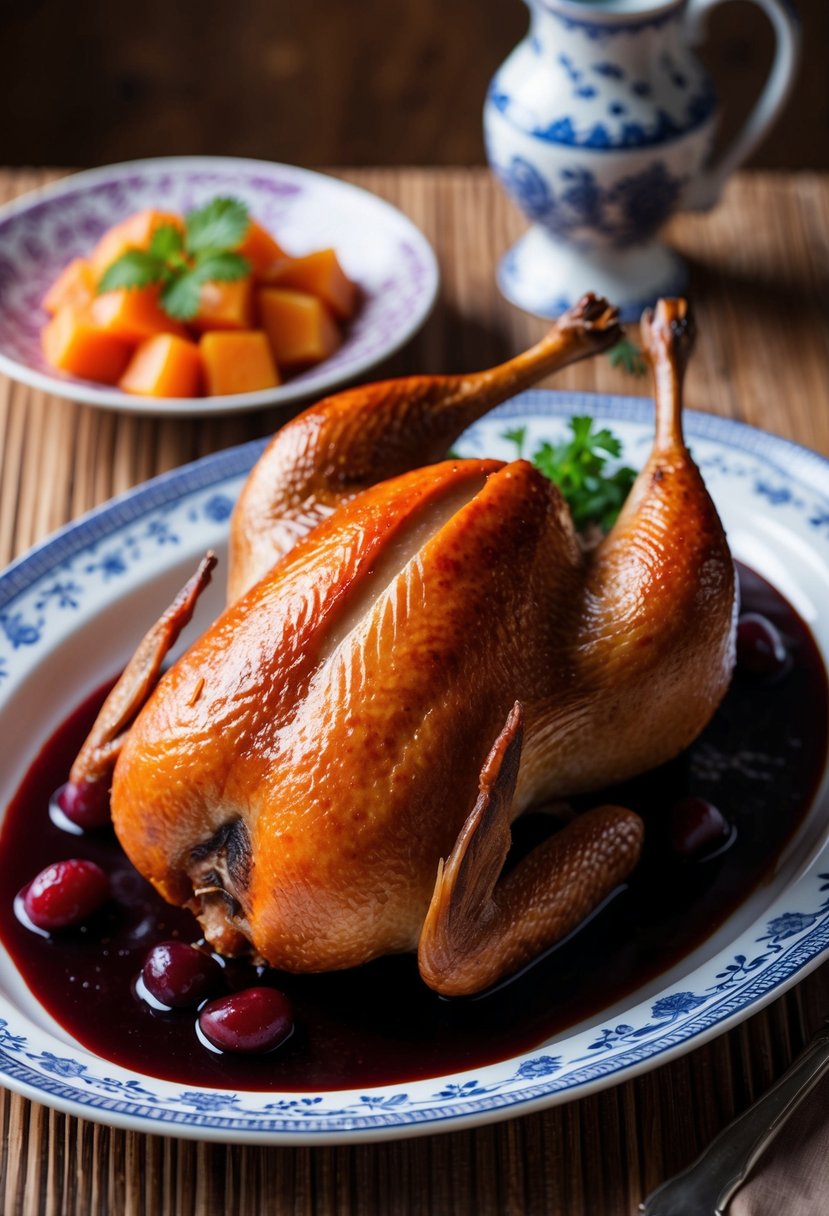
[{"xmin": 0, "ymin": 390, "xmax": 827, "ymax": 1143}]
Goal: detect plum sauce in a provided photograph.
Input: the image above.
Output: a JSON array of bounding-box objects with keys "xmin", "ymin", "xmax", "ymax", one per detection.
[{"xmin": 0, "ymin": 564, "xmax": 825, "ymax": 1091}]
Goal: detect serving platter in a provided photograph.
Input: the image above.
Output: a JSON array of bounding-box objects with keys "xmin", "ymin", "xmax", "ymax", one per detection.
[
  {"xmin": 0, "ymin": 389, "xmax": 827, "ymax": 1144},
  {"xmin": 0, "ymin": 157, "xmax": 439, "ymax": 415}
]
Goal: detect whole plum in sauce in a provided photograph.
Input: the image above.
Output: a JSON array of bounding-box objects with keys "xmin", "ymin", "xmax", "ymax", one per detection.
[
  {"xmin": 141, "ymin": 941, "xmax": 225, "ymax": 1009},
  {"xmin": 21, "ymin": 859, "xmax": 110, "ymax": 932},
  {"xmin": 0, "ymin": 563, "xmax": 826, "ymax": 1089},
  {"xmin": 736, "ymin": 612, "xmax": 789, "ymax": 676},
  {"xmin": 669, "ymin": 797, "xmax": 731, "ymax": 860},
  {"xmin": 198, "ymin": 987, "xmax": 294, "ymax": 1055},
  {"xmin": 55, "ymin": 778, "xmax": 111, "ymax": 831}
]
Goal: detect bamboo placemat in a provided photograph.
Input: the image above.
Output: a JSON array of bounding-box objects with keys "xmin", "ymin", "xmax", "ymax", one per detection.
[{"xmin": 0, "ymin": 167, "xmax": 828, "ymax": 1215}]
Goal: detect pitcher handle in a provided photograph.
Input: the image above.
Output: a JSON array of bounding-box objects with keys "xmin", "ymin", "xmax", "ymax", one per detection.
[{"xmin": 682, "ymin": 0, "xmax": 801, "ymax": 210}]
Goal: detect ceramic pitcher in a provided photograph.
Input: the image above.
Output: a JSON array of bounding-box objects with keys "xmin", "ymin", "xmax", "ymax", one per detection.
[{"xmin": 484, "ymin": 0, "xmax": 800, "ymax": 319}]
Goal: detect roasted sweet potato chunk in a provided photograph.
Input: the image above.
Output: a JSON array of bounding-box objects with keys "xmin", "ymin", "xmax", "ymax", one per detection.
[
  {"xmin": 258, "ymin": 288, "xmax": 341, "ymax": 368},
  {"xmin": 200, "ymin": 330, "xmax": 279, "ymax": 395},
  {"xmin": 42, "ymin": 306, "xmax": 132, "ymax": 384},
  {"xmin": 119, "ymin": 334, "xmax": 202, "ymax": 398},
  {"xmin": 262, "ymin": 250, "xmax": 357, "ymax": 319}
]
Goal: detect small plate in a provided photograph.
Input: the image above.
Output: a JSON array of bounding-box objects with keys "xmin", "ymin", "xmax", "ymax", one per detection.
[
  {"xmin": 0, "ymin": 391, "xmax": 827, "ymax": 1143},
  {"xmin": 0, "ymin": 157, "xmax": 439, "ymax": 416}
]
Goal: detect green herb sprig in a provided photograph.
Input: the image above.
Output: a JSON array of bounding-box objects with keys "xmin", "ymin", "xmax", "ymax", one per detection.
[
  {"xmin": 607, "ymin": 335, "xmax": 647, "ymax": 377},
  {"xmin": 502, "ymin": 417, "xmax": 636, "ymax": 532},
  {"xmin": 97, "ymin": 197, "xmax": 251, "ymax": 320}
]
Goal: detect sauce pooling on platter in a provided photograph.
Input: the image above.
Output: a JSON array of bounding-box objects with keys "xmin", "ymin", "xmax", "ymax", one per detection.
[{"xmin": 0, "ymin": 564, "xmax": 825, "ymax": 1092}]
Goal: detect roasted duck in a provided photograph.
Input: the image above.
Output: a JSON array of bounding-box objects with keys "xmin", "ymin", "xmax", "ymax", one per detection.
[{"xmin": 67, "ymin": 296, "xmax": 736, "ymax": 997}]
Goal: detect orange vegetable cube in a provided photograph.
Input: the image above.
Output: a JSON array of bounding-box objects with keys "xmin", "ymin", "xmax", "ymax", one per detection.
[
  {"xmin": 90, "ymin": 285, "xmax": 186, "ymax": 343},
  {"xmin": 42, "ymin": 258, "xmax": 95, "ymax": 315},
  {"xmin": 200, "ymin": 331, "xmax": 279, "ymax": 396},
  {"xmin": 119, "ymin": 334, "xmax": 202, "ymax": 398},
  {"xmin": 237, "ymin": 220, "xmax": 286, "ymax": 278},
  {"xmin": 42, "ymin": 306, "xmax": 132, "ymax": 384},
  {"xmin": 262, "ymin": 249, "xmax": 358, "ymax": 320},
  {"xmin": 258, "ymin": 288, "xmax": 341, "ymax": 368},
  {"xmin": 89, "ymin": 209, "xmax": 183, "ymax": 281},
  {"xmin": 192, "ymin": 277, "xmax": 254, "ymax": 332}
]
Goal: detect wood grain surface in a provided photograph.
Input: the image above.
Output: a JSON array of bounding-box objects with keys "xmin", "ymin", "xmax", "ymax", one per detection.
[{"xmin": 0, "ymin": 167, "xmax": 828, "ymax": 1215}]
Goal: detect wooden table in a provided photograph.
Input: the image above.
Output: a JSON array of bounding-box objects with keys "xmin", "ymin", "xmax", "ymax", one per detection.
[{"xmin": 0, "ymin": 167, "xmax": 828, "ymax": 1215}]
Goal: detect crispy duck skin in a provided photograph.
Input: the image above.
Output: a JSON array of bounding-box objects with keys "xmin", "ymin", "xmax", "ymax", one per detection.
[
  {"xmin": 227, "ymin": 293, "xmax": 622, "ymax": 601},
  {"xmin": 70, "ymin": 296, "xmax": 736, "ymax": 996}
]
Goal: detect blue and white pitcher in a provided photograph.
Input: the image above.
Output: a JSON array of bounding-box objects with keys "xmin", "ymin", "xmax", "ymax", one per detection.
[{"xmin": 484, "ymin": 0, "xmax": 800, "ymax": 319}]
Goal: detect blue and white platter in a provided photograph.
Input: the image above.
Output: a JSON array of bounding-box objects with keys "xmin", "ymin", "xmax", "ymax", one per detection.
[{"xmin": 0, "ymin": 390, "xmax": 827, "ymax": 1143}]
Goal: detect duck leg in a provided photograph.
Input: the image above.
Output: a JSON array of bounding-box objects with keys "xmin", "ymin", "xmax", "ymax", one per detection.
[
  {"xmin": 529, "ymin": 299, "xmax": 737, "ymax": 800},
  {"xmin": 417, "ymin": 704, "xmax": 644, "ymax": 998},
  {"xmin": 229, "ymin": 294, "xmax": 620, "ymax": 600},
  {"xmin": 65, "ymin": 553, "xmax": 216, "ymax": 805}
]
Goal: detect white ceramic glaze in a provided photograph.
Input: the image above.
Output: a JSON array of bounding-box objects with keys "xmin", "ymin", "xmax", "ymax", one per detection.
[
  {"xmin": 484, "ymin": 0, "xmax": 800, "ymax": 319},
  {"xmin": 0, "ymin": 158, "xmax": 439, "ymax": 416},
  {"xmin": 0, "ymin": 391, "xmax": 826, "ymax": 1144}
]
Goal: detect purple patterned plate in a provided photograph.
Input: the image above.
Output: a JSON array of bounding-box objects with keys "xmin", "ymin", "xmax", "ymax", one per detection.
[{"xmin": 0, "ymin": 157, "xmax": 439, "ymax": 416}]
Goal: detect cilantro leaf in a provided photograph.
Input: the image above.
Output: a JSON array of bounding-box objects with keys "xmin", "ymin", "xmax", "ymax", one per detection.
[
  {"xmin": 194, "ymin": 251, "xmax": 251, "ymax": 282},
  {"xmin": 94, "ymin": 196, "xmax": 254, "ymax": 320},
  {"xmin": 503, "ymin": 416, "xmax": 636, "ymax": 532},
  {"xmin": 97, "ymin": 250, "xmax": 166, "ymax": 294},
  {"xmin": 159, "ymin": 252, "xmax": 252, "ymax": 319},
  {"xmin": 608, "ymin": 336, "xmax": 647, "ymax": 377},
  {"xmin": 590, "ymin": 427, "xmax": 623, "ymax": 458},
  {"xmin": 149, "ymin": 224, "xmax": 184, "ymax": 260},
  {"xmin": 160, "ymin": 272, "xmax": 204, "ymax": 320},
  {"xmin": 502, "ymin": 426, "xmax": 527, "ymax": 460},
  {"xmin": 185, "ymin": 197, "xmax": 249, "ymax": 256}
]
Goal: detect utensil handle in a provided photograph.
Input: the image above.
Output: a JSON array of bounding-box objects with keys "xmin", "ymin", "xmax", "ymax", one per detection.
[
  {"xmin": 643, "ymin": 1023, "xmax": 829, "ymax": 1215},
  {"xmin": 682, "ymin": 0, "xmax": 801, "ymax": 210}
]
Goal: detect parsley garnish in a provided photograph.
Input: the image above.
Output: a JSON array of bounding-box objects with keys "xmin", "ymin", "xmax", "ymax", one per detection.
[
  {"xmin": 501, "ymin": 426, "xmax": 528, "ymax": 460},
  {"xmin": 607, "ymin": 335, "xmax": 647, "ymax": 377},
  {"xmin": 97, "ymin": 196, "xmax": 251, "ymax": 320},
  {"xmin": 503, "ymin": 416, "xmax": 636, "ymax": 532}
]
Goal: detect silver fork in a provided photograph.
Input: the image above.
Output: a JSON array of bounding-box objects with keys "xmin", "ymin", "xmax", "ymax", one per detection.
[{"xmin": 640, "ymin": 1022, "xmax": 829, "ymax": 1216}]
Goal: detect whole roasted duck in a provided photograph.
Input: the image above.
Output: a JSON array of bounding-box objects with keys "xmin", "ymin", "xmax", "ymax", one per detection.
[{"xmin": 68, "ymin": 296, "xmax": 736, "ymax": 997}]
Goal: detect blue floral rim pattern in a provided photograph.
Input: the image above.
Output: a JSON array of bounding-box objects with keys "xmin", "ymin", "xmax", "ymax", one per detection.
[{"xmin": 0, "ymin": 391, "xmax": 827, "ymax": 1141}]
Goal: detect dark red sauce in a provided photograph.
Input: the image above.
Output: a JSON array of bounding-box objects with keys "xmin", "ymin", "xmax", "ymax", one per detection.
[{"xmin": 0, "ymin": 564, "xmax": 826, "ymax": 1091}]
